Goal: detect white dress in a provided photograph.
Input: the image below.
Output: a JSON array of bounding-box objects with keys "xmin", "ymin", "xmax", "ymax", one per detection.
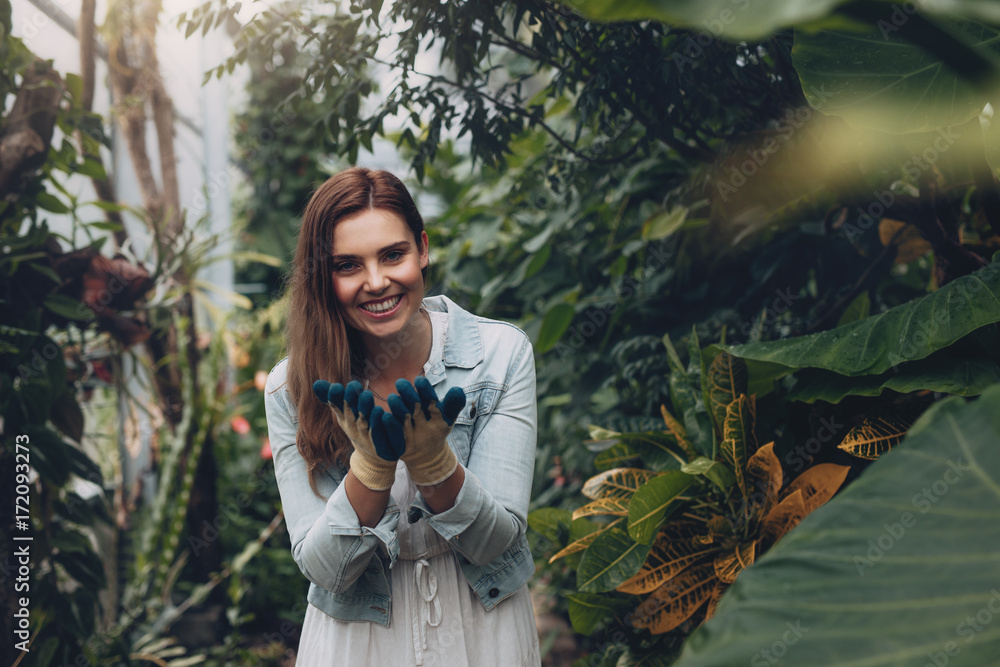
[
  {"xmin": 294, "ymin": 309, "xmax": 541, "ymax": 666},
  {"xmin": 295, "ymin": 464, "xmax": 541, "ymax": 666}
]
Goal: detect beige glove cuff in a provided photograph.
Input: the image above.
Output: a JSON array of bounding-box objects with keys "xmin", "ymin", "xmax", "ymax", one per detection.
[
  {"xmin": 405, "ymin": 445, "xmax": 459, "ymax": 487},
  {"xmin": 349, "ymin": 449, "xmax": 397, "ymax": 491}
]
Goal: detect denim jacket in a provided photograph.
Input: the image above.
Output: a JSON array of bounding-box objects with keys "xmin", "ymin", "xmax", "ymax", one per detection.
[{"xmin": 264, "ymin": 295, "xmax": 537, "ymax": 626}]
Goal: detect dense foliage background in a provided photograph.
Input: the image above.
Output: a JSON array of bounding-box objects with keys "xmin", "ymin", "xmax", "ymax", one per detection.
[{"xmin": 4, "ymin": 0, "xmax": 1000, "ymax": 665}]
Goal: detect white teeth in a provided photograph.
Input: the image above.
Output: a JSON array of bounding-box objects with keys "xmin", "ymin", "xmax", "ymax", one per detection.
[{"xmin": 361, "ymin": 295, "xmax": 401, "ymax": 313}]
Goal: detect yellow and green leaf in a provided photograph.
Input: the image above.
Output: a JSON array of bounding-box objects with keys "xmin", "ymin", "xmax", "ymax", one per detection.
[
  {"xmin": 707, "ymin": 352, "xmax": 748, "ymax": 435},
  {"xmin": 713, "ymin": 540, "xmax": 757, "ymax": 585},
  {"xmin": 617, "ymin": 524, "xmax": 716, "ymax": 595},
  {"xmin": 627, "ymin": 472, "xmax": 695, "ymax": 544},
  {"xmin": 838, "ymin": 413, "xmax": 911, "ymax": 459},
  {"xmin": 629, "ymin": 561, "xmax": 718, "ymax": 635},
  {"xmin": 784, "ymin": 463, "xmax": 850, "ymax": 513},
  {"xmin": 573, "ymin": 497, "xmax": 630, "ymax": 520},
  {"xmin": 582, "ymin": 467, "xmax": 662, "ymax": 501}
]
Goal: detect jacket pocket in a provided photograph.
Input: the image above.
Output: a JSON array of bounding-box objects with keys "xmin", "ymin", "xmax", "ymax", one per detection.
[{"xmin": 449, "ymin": 385, "xmax": 496, "ymax": 464}]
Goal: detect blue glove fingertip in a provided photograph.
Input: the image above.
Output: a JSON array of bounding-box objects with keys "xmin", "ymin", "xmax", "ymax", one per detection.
[
  {"xmin": 440, "ymin": 387, "xmax": 467, "ymax": 426},
  {"xmin": 414, "ymin": 376, "xmax": 439, "ymax": 420},
  {"xmin": 313, "ymin": 380, "xmax": 331, "ymax": 402},
  {"xmin": 327, "ymin": 383, "xmax": 345, "ymax": 410},
  {"xmin": 382, "ymin": 411, "xmax": 407, "ymax": 459},
  {"xmin": 395, "ymin": 379, "xmax": 421, "ymax": 414},
  {"xmin": 369, "ymin": 406, "xmax": 396, "ymax": 461},
  {"xmin": 358, "ymin": 391, "xmax": 375, "ymax": 419},
  {"xmin": 344, "ymin": 381, "xmax": 362, "ymax": 418},
  {"xmin": 387, "ymin": 393, "xmax": 411, "ymax": 421}
]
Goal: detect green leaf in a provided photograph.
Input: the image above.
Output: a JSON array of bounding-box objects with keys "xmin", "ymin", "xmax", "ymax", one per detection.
[
  {"xmin": 567, "ymin": 593, "xmax": 632, "ymax": 635},
  {"xmin": 594, "ymin": 442, "xmax": 641, "ymax": 471},
  {"xmin": 65, "ymin": 72, "xmax": 83, "ymax": 105},
  {"xmin": 88, "ymin": 221, "xmax": 123, "ymax": 232},
  {"xmin": 627, "ymin": 472, "xmax": 694, "ymax": 544},
  {"xmin": 43, "ymin": 294, "xmax": 93, "ymax": 321},
  {"xmin": 681, "ymin": 456, "xmax": 737, "ymax": 490},
  {"xmin": 619, "ymin": 432, "xmax": 687, "ymax": 471},
  {"xmin": 706, "ymin": 352, "xmax": 748, "ymax": 434},
  {"xmin": 36, "ymin": 192, "xmax": 70, "ymax": 213},
  {"xmin": 577, "ymin": 525, "xmax": 652, "ymax": 593},
  {"xmin": 50, "ymin": 390, "xmax": 84, "ymax": 442},
  {"xmin": 664, "ymin": 335, "xmax": 713, "ymax": 456},
  {"xmin": 528, "ymin": 507, "xmax": 573, "ymax": 544},
  {"xmin": 643, "ymin": 206, "xmax": 688, "ymax": 241},
  {"xmin": 536, "ymin": 302, "xmax": 575, "ymax": 353},
  {"xmin": 675, "ymin": 384, "xmax": 1000, "ymax": 667},
  {"xmin": 67, "ymin": 442, "xmax": 103, "ymax": 486},
  {"xmin": 525, "ymin": 245, "xmax": 551, "ymax": 279},
  {"xmin": 726, "ymin": 260, "xmax": 1000, "ymax": 376},
  {"xmin": 557, "ymin": 0, "xmax": 845, "ymax": 40},
  {"xmin": 793, "ymin": 18, "xmax": 1000, "ymax": 133},
  {"xmin": 90, "ymin": 200, "xmax": 127, "ymax": 213},
  {"xmin": 27, "ymin": 261, "xmax": 61, "ymax": 284},
  {"xmin": 76, "ymin": 156, "xmax": 107, "ymax": 179},
  {"xmin": 837, "ymin": 291, "xmax": 871, "ymax": 327},
  {"xmin": 26, "ymin": 426, "xmax": 72, "ymax": 486},
  {"xmin": 788, "ymin": 354, "xmax": 1000, "ymax": 403}
]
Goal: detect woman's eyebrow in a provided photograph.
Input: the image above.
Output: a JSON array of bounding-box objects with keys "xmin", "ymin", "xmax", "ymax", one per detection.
[{"xmin": 331, "ymin": 240, "xmax": 411, "ymax": 261}]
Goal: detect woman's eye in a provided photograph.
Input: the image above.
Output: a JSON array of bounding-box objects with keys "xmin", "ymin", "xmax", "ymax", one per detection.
[
  {"xmin": 334, "ymin": 262, "xmax": 357, "ymax": 273},
  {"xmin": 385, "ymin": 250, "xmax": 404, "ymax": 261}
]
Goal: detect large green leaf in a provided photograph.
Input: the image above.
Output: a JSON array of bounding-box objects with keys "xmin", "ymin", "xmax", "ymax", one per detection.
[
  {"xmin": 788, "ymin": 354, "xmax": 1000, "ymax": 403},
  {"xmin": 557, "ymin": 0, "xmax": 845, "ymax": 40},
  {"xmin": 794, "ymin": 18, "xmax": 1000, "ymax": 133},
  {"xmin": 675, "ymin": 385, "xmax": 1000, "ymax": 666},
  {"xmin": 628, "ymin": 471, "xmax": 695, "ymax": 544},
  {"xmin": 567, "ymin": 593, "xmax": 633, "ymax": 635},
  {"xmin": 578, "ymin": 525, "xmax": 653, "ymax": 593},
  {"xmin": 726, "ymin": 259, "xmax": 1000, "ymax": 376},
  {"xmin": 665, "ymin": 334, "xmax": 714, "ymax": 456},
  {"xmin": 536, "ymin": 302, "xmax": 575, "ymax": 353}
]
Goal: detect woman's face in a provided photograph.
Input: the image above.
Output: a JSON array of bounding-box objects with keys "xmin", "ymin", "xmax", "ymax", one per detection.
[{"xmin": 330, "ymin": 208, "xmax": 429, "ymax": 345}]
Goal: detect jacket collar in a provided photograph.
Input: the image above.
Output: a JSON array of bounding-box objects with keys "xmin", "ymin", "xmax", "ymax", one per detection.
[{"xmin": 423, "ymin": 294, "xmax": 482, "ymax": 370}]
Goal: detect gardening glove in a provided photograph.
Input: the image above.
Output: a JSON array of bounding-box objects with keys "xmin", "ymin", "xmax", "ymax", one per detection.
[
  {"xmin": 384, "ymin": 376, "xmax": 466, "ymax": 486},
  {"xmin": 313, "ymin": 379, "xmax": 403, "ymax": 491}
]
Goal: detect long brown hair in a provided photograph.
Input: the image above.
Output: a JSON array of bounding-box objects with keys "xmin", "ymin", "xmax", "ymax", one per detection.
[{"xmin": 286, "ymin": 167, "xmax": 427, "ymax": 495}]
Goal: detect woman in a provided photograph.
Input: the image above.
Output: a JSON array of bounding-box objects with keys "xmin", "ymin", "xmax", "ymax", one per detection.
[{"xmin": 264, "ymin": 167, "xmax": 540, "ymax": 665}]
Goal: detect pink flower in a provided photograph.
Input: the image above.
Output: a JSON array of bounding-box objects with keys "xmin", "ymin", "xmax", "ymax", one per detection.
[
  {"xmin": 260, "ymin": 438, "xmax": 272, "ymax": 460},
  {"xmin": 231, "ymin": 415, "xmax": 251, "ymax": 435}
]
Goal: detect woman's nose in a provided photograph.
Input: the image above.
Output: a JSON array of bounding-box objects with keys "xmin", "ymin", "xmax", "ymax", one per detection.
[{"xmin": 363, "ymin": 264, "xmax": 390, "ymax": 293}]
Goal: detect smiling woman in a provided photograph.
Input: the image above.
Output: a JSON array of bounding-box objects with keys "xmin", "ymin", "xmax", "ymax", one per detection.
[{"xmin": 263, "ymin": 167, "xmax": 541, "ymax": 666}]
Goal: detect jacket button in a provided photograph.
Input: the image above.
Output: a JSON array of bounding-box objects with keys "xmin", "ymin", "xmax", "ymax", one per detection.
[
  {"xmin": 488, "ymin": 587, "xmax": 499, "ymax": 598},
  {"xmin": 470, "ymin": 404, "xmax": 476, "ymax": 418}
]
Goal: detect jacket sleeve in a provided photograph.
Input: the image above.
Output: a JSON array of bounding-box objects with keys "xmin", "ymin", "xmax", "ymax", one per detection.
[
  {"xmin": 415, "ymin": 335, "xmax": 536, "ymax": 565},
  {"xmin": 264, "ymin": 366, "xmax": 400, "ymax": 593}
]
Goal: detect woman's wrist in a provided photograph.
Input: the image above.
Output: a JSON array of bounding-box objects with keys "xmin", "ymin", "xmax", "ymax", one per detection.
[
  {"xmin": 344, "ymin": 470, "xmax": 392, "ymax": 528},
  {"xmin": 417, "ymin": 463, "xmax": 465, "ymax": 514}
]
